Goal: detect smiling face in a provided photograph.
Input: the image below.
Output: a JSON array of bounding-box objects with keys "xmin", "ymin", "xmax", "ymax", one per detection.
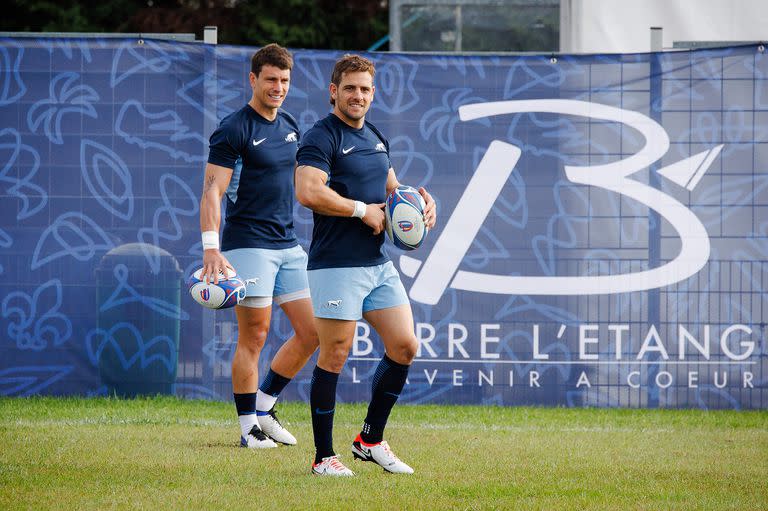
[
  {"xmin": 331, "ymin": 70, "xmax": 374, "ymax": 128},
  {"xmin": 249, "ymin": 64, "xmax": 290, "ymax": 120}
]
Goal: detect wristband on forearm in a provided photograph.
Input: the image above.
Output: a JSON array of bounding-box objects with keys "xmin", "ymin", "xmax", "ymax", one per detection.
[
  {"xmin": 351, "ymin": 200, "xmax": 366, "ymax": 219},
  {"xmin": 202, "ymin": 230, "xmax": 219, "ymax": 250}
]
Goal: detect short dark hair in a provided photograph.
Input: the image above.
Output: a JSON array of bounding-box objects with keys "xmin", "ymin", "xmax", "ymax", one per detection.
[
  {"xmin": 330, "ymin": 54, "xmax": 376, "ymax": 105},
  {"xmin": 251, "ymin": 43, "xmax": 293, "ymax": 77}
]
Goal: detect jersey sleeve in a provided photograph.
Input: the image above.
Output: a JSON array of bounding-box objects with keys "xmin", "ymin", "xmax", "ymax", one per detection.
[
  {"xmin": 384, "ymin": 138, "xmax": 392, "ymax": 169},
  {"xmin": 297, "ymin": 126, "xmax": 335, "ymax": 175},
  {"xmin": 207, "ymin": 119, "xmax": 242, "ymax": 169},
  {"xmin": 368, "ymin": 122, "xmax": 392, "ymax": 169}
]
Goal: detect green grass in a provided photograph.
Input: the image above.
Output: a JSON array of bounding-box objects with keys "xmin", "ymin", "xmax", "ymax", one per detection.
[{"xmin": 1, "ymin": 398, "xmax": 766, "ymax": 510}]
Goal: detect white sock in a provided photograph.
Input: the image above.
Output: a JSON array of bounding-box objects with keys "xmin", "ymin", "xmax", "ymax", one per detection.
[
  {"xmin": 255, "ymin": 390, "xmax": 278, "ymax": 413},
  {"xmin": 238, "ymin": 414, "xmax": 259, "ymax": 437}
]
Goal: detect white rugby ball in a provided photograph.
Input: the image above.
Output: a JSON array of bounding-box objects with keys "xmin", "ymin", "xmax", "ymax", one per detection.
[
  {"xmin": 186, "ymin": 267, "xmax": 246, "ymax": 309},
  {"xmin": 385, "ymin": 185, "xmax": 428, "ymax": 251}
]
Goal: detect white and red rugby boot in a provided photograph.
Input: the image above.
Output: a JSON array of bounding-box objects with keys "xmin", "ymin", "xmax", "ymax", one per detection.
[
  {"xmin": 351, "ymin": 434, "xmax": 414, "ymax": 474},
  {"xmin": 311, "ymin": 455, "xmax": 355, "ymax": 476}
]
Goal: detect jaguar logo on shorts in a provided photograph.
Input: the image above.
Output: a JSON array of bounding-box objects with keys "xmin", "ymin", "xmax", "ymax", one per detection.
[{"xmin": 325, "ymin": 299, "xmax": 342, "ymax": 308}]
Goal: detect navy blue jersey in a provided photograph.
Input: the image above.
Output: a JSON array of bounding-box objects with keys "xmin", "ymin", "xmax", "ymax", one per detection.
[
  {"xmin": 207, "ymin": 105, "xmax": 300, "ymax": 250},
  {"xmin": 297, "ymin": 114, "xmax": 391, "ymax": 270}
]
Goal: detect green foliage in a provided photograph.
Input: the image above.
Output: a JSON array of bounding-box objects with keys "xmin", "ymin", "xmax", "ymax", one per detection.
[
  {"xmin": 2, "ymin": 0, "xmax": 389, "ymax": 50},
  {"xmin": 1, "ymin": 397, "xmax": 766, "ymax": 510},
  {"xmin": 5, "ymin": 0, "xmax": 146, "ymax": 33},
  {"xmin": 235, "ymin": 0, "xmax": 329, "ymax": 48}
]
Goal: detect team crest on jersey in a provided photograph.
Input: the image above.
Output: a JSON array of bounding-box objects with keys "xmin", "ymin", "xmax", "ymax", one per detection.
[
  {"xmin": 285, "ymin": 132, "xmax": 297, "ymax": 142},
  {"xmin": 375, "ymin": 142, "xmax": 386, "ymax": 152}
]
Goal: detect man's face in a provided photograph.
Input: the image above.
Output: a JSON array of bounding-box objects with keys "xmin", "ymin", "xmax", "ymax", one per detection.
[
  {"xmin": 250, "ymin": 64, "xmax": 290, "ymax": 111},
  {"xmin": 331, "ymin": 71, "xmax": 375, "ymax": 124}
]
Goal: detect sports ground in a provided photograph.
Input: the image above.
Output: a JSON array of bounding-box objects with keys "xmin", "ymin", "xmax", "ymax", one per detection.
[{"xmin": 1, "ymin": 397, "xmax": 765, "ymax": 510}]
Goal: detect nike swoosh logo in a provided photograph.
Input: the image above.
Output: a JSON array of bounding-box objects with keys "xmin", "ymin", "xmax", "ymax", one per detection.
[
  {"xmin": 314, "ymin": 407, "xmax": 335, "ymax": 415},
  {"xmin": 252, "ymin": 137, "xmax": 267, "ymax": 146},
  {"xmin": 342, "ymin": 146, "xmax": 355, "ymax": 154},
  {"xmin": 384, "ymin": 391, "xmax": 400, "ymax": 398}
]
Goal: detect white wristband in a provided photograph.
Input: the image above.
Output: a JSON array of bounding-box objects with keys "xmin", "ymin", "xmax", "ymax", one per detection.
[
  {"xmin": 201, "ymin": 230, "xmax": 219, "ymax": 250},
  {"xmin": 351, "ymin": 200, "xmax": 366, "ymax": 219}
]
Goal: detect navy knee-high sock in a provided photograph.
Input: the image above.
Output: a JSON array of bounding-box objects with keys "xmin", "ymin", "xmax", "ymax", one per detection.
[
  {"xmin": 259, "ymin": 368, "xmax": 291, "ymax": 397},
  {"xmin": 310, "ymin": 365, "xmax": 339, "ymax": 463},
  {"xmin": 361, "ymin": 355, "xmax": 410, "ymax": 444}
]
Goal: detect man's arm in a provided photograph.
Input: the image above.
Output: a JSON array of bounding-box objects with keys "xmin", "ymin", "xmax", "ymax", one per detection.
[
  {"xmin": 386, "ymin": 168, "xmax": 437, "ymax": 230},
  {"xmin": 200, "ymin": 162, "xmax": 234, "ymax": 283},
  {"xmin": 295, "ymin": 164, "xmax": 386, "ymax": 235},
  {"xmin": 385, "ymin": 168, "xmax": 400, "ymax": 196}
]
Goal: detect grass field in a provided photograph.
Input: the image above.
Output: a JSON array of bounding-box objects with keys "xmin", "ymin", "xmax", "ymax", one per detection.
[{"xmin": 1, "ymin": 397, "xmax": 766, "ymax": 510}]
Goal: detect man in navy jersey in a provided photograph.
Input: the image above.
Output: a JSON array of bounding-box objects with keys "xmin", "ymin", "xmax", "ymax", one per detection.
[
  {"xmin": 296, "ymin": 54, "xmax": 437, "ymax": 476},
  {"xmin": 200, "ymin": 44, "xmax": 318, "ymax": 449}
]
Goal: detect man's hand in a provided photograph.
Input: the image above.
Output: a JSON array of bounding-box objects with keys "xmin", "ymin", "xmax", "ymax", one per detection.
[
  {"xmin": 201, "ymin": 249, "xmax": 234, "ymax": 284},
  {"xmin": 418, "ymin": 187, "xmax": 437, "ymax": 229},
  {"xmin": 362, "ymin": 202, "xmax": 386, "ymax": 235}
]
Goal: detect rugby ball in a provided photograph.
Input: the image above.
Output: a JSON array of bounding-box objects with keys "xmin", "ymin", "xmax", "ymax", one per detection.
[
  {"xmin": 186, "ymin": 267, "xmax": 246, "ymax": 309},
  {"xmin": 385, "ymin": 185, "xmax": 428, "ymax": 251}
]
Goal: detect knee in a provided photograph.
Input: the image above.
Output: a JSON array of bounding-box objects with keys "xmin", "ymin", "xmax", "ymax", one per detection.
[
  {"xmin": 389, "ymin": 337, "xmax": 418, "ymax": 365},
  {"xmin": 238, "ymin": 327, "xmax": 268, "ymax": 355},
  {"xmin": 295, "ymin": 327, "xmax": 320, "ymax": 352},
  {"xmin": 321, "ymin": 340, "xmax": 351, "ymax": 373}
]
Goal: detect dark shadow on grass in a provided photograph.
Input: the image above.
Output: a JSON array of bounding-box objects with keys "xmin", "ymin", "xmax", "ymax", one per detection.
[{"xmin": 202, "ymin": 441, "xmax": 238, "ymax": 448}]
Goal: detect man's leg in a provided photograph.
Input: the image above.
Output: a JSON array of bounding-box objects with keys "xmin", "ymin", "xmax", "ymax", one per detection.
[
  {"xmin": 255, "ymin": 297, "xmax": 318, "ymax": 445},
  {"xmin": 232, "ymin": 303, "xmax": 277, "ymax": 448},
  {"xmin": 270, "ymin": 297, "xmax": 319, "ymax": 376},
  {"xmin": 309, "ymin": 318, "xmax": 356, "ymax": 476},
  {"xmin": 351, "ymin": 304, "xmax": 417, "ymax": 473}
]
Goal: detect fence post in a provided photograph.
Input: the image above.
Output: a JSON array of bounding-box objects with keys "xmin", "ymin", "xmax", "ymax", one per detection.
[{"xmin": 648, "ymin": 26, "xmax": 663, "ymax": 408}]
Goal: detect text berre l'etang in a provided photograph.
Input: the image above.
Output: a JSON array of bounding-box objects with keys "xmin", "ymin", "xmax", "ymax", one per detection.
[{"xmin": 347, "ymin": 323, "xmax": 758, "ymax": 389}]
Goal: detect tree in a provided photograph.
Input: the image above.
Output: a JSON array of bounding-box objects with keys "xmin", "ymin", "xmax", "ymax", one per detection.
[{"xmin": 3, "ymin": 0, "xmax": 390, "ymax": 50}]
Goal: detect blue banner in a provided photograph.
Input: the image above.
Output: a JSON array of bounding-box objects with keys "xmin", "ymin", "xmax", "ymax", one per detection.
[{"xmin": 1, "ymin": 37, "xmax": 765, "ymax": 409}]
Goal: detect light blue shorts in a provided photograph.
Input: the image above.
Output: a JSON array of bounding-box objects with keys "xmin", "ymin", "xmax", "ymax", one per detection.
[
  {"xmin": 222, "ymin": 245, "xmax": 310, "ymax": 308},
  {"xmin": 308, "ymin": 261, "xmax": 409, "ymax": 320}
]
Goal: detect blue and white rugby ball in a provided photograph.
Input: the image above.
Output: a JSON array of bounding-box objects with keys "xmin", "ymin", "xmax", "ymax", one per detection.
[
  {"xmin": 385, "ymin": 185, "xmax": 428, "ymax": 251},
  {"xmin": 187, "ymin": 267, "xmax": 246, "ymax": 309}
]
